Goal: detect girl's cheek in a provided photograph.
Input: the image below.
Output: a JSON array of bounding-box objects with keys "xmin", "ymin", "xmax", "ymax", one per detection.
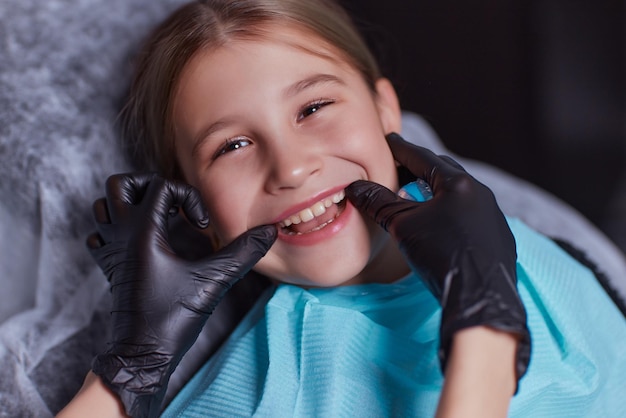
[{"xmin": 207, "ymin": 206, "xmax": 249, "ymax": 245}]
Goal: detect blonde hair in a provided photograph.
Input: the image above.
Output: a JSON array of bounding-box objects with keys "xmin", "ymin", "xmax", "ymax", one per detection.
[{"xmin": 120, "ymin": 0, "xmax": 381, "ymax": 179}]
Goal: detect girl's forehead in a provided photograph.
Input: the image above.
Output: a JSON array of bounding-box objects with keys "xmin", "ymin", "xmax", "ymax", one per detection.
[
  {"xmin": 202, "ymin": 23, "xmax": 351, "ymax": 70},
  {"xmin": 174, "ymin": 23, "xmax": 364, "ymax": 112}
]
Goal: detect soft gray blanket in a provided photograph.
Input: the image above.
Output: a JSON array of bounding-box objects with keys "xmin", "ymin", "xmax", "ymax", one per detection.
[
  {"xmin": 1, "ymin": 1, "xmax": 625, "ymax": 416},
  {"xmin": 0, "ymin": 1, "xmax": 186, "ymax": 415}
]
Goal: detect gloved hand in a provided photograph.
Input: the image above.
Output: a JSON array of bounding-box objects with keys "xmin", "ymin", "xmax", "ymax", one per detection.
[
  {"xmin": 346, "ymin": 133, "xmax": 530, "ymax": 385},
  {"xmin": 86, "ymin": 173, "xmax": 276, "ymax": 418}
]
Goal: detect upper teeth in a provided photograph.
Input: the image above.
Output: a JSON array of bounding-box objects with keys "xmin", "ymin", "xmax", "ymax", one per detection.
[{"xmin": 279, "ymin": 190, "xmax": 345, "ymax": 228}]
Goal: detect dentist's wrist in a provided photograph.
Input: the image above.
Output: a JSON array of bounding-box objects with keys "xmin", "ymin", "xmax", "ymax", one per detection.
[
  {"xmin": 57, "ymin": 371, "xmax": 128, "ymax": 418},
  {"xmin": 436, "ymin": 326, "xmax": 518, "ymax": 418}
]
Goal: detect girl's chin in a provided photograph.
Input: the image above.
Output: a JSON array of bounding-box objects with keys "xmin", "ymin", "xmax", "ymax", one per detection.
[
  {"xmin": 254, "ymin": 255, "xmax": 372, "ymax": 288},
  {"xmin": 250, "ymin": 203, "xmax": 383, "ymax": 287}
]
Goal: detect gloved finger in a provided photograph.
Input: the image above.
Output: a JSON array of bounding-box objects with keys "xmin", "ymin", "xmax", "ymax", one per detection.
[
  {"xmin": 345, "ymin": 180, "xmax": 418, "ymax": 232},
  {"xmin": 196, "ymin": 224, "xmax": 277, "ymax": 289},
  {"xmin": 92, "ymin": 197, "xmax": 111, "ymax": 224},
  {"xmin": 86, "ymin": 232, "xmax": 105, "ymax": 250},
  {"xmin": 439, "ymin": 155, "xmax": 467, "ymax": 172},
  {"xmin": 91, "ymin": 197, "xmax": 124, "ymax": 244},
  {"xmin": 385, "ymin": 132, "xmax": 445, "ymax": 179},
  {"xmin": 387, "ymin": 133, "xmax": 476, "ymax": 194},
  {"xmin": 165, "ymin": 181, "xmax": 209, "ymax": 229},
  {"xmin": 135, "ymin": 177, "xmax": 209, "ymax": 245},
  {"xmin": 86, "ymin": 241, "xmax": 125, "ymax": 283},
  {"xmin": 386, "ymin": 133, "xmax": 467, "ymax": 181},
  {"xmin": 105, "ymin": 172, "xmax": 156, "ymax": 223}
]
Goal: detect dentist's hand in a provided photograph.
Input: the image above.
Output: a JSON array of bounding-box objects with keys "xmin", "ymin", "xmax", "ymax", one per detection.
[
  {"xmin": 86, "ymin": 173, "xmax": 276, "ymax": 418},
  {"xmin": 346, "ymin": 133, "xmax": 530, "ymax": 385}
]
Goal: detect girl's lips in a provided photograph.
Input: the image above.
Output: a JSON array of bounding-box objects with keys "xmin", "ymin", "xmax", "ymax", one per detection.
[
  {"xmin": 271, "ymin": 184, "xmax": 350, "ymax": 225},
  {"xmin": 276, "ymin": 198, "xmax": 354, "ymax": 246},
  {"xmin": 278, "ymin": 189, "xmax": 345, "ymax": 232}
]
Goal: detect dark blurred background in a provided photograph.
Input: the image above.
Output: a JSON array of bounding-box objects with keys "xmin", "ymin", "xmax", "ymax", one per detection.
[{"xmin": 341, "ymin": 0, "xmax": 626, "ymax": 254}]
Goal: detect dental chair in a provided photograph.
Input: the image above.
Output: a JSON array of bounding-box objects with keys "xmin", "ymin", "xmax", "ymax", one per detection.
[{"xmin": 1, "ymin": 0, "xmax": 624, "ymax": 416}]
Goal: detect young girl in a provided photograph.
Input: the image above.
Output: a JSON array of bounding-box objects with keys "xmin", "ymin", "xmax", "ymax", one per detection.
[{"xmin": 59, "ymin": 0, "xmax": 626, "ymax": 417}]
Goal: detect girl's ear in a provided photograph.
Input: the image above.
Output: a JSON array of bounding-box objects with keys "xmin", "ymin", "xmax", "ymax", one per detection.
[{"xmin": 374, "ymin": 78, "xmax": 402, "ymax": 135}]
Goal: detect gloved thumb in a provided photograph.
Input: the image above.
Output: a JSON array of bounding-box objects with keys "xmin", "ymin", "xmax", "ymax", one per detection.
[
  {"xmin": 346, "ymin": 180, "xmax": 417, "ymax": 233},
  {"xmin": 195, "ymin": 224, "xmax": 277, "ymax": 289}
]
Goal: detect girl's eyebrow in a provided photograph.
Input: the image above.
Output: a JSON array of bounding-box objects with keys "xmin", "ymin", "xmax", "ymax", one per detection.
[
  {"xmin": 283, "ymin": 73, "xmax": 345, "ymax": 98},
  {"xmin": 191, "ymin": 117, "xmax": 236, "ymax": 158}
]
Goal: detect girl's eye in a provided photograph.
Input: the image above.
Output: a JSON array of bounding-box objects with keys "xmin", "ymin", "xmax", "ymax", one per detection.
[
  {"xmin": 297, "ymin": 99, "xmax": 335, "ymax": 122},
  {"xmin": 213, "ymin": 137, "xmax": 251, "ymax": 159}
]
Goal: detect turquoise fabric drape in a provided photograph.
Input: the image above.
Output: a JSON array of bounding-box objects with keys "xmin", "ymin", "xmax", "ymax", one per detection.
[{"xmin": 163, "ymin": 218, "xmax": 626, "ymax": 417}]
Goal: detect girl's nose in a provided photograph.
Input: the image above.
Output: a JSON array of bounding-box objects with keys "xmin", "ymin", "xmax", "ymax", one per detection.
[{"xmin": 264, "ymin": 137, "xmax": 322, "ymax": 193}]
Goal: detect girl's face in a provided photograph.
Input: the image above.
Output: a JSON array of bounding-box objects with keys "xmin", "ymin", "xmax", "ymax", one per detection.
[{"xmin": 173, "ymin": 26, "xmax": 407, "ymax": 287}]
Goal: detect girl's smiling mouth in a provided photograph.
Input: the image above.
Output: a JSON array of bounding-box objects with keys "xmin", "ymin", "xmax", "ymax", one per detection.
[
  {"xmin": 278, "ymin": 189, "xmax": 346, "ymax": 234},
  {"xmin": 274, "ymin": 187, "xmax": 353, "ymax": 245}
]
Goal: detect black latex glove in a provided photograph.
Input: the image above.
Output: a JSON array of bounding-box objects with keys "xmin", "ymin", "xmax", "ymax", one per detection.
[
  {"xmin": 86, "ymin": 173, "xmax": 277, "ymax": 418},
  {"xmin": 346, "ymin": 133, "xmax": 530, "ymax": 385}
]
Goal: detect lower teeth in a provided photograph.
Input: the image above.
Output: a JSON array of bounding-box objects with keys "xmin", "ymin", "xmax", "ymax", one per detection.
[{"xmin": 285, "ymin": 215, "xmax": 336, "ymax": 236}]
